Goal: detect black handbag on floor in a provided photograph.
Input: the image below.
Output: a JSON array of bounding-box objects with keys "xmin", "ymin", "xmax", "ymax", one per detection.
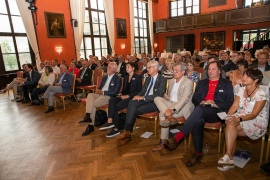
[{"xmin": 94, "ymin": 110, "xmax": 107, "ymax": 127}]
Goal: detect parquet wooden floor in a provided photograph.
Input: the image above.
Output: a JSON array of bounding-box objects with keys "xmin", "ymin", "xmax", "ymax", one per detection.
[{"xmin": 1, "ymin": 92, "xmax": 270, "ymax": 180}]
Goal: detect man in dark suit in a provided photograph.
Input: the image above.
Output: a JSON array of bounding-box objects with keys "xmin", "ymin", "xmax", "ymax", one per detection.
[
  {"xmin": 257, "ymin": 52, "xmax": 270, "ymax": 72},
  {"xmin": 116, "ymin": 55, "xmax": 126, "ymax": 77},
  {"xmin": 164, "ymin": 61, "xmax": 234, "ymax": 167},
  {"xmin": 42, "ymin": 65, "xmax": 73, "ymax": 113},
  {"xmin": 74, "ymin": 60, "xmax": 92, "ymax": 94},
  {"xmin": 88, "ymin": 59, "xmax": 97, "ymax": 70},
  {"xmin": 79, "ymin": 62, "xmax": 121, "ymax": 136},
  {"xmin": 18, "ymin": 63, "xmax": 41, "ymax": 104},
  {"xmin": 199, "ymin": 52, "xmax": 210, "ymax": 68},
  {"xmin": 117, "ymin": 60, "xmax": 167, "ymax": 146},
  {"xmin": 158, "ymin": 57, "xmax": 167, "ymax": 74}
]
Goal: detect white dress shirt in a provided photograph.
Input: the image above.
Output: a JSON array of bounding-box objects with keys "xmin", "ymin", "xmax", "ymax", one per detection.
[
  {"xmin": 102, "ymin": 74, "xmax": 114, "ymax": 92},
  {"xmin": 145, "ymin": 73, "xmax": 158, "ymax": 96},
  {"xmin": 169, "ymin": 77, "xmax": 183, "ymax": 102},
  {"xmin": 53, "ymin": 66, "xmax": 60, "ymax": 74}
]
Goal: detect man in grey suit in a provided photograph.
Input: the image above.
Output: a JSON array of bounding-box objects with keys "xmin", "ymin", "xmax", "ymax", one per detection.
[
  {"xmin": 42, "ymin": 65, "xmax": 73, "ymax": 113},
  {"xmin": 117, "ymin": 60, "xmax": 167, "ymax": 146},
  {"xmin": 158, "ymin": 57, "xmax": 167, "ymax": 74},
  {"xmin": 152, "ymin": 62, "xmax": 194, "ymax": 151}
]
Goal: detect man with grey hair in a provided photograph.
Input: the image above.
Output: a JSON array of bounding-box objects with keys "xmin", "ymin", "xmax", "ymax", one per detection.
[
  {"xmin": 158, "ymin": 57, "xmax": 167, "ymax": 74},
  {"xmin": 152, "ymin": 62, "xmax": 194, "ymax": 151},
  {"xmin": 80, "ymin": 62, "xmax": 121, "ymax": 136},
  {"xmin": 44, "ymin": 60, "xmax": 51, "ymax": 66},
  {"xmin": 117, "ymin": 60, "xmax": 167, "ymax": 146},
  {"xmin": 42, "ymin": 65, "xmax": 73, "ymax": 113}
]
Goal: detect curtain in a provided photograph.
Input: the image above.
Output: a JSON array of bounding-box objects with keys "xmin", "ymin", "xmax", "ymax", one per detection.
[
  {"xmin": 129, "ymin": 0, "xmax": 135, "ymax": 55},
  {"xmin": 69, "ymin": 0, "xmax": 85, "ymax": 60},
  {"xmin": 15, "ymin": 0, "xmax": 41, "ymax": 70},
  {"xmin": 148, "ymin": 0, "xmax": 154, "ymax": 55},
  {"xmin": 104, "ymin": 0, "xmax": 115, "ymax": 56}
]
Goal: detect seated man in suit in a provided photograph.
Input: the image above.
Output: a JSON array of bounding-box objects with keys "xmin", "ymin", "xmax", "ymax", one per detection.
[
  {"xmin": 199, "ymin": 52, "xmax": 210, "ymax": 68},
  {"xmin": 257, "ymin": 52, "xmax": 270, "ymax": 72},
  {"xmin": 158, "ymin": 57, "xmax": 167, "ymax": 74},
  {"xmin": 152, "ymin": 62, "xmax": 194, "ymax": 151},
  {"xmin": 117, "ymin": 60, "xmax": 167, "ymax": 146},
  {"xmin": 42, "ymin": 65, "xmax": 73, "ymax": 113},
  {"xmin": 164, "ymin": 61, "xmax": 234, "ymax": 167},
  {"xmin": 201, "ymin": 56, "xmax": 226, "ymax": 80},
  {"xmin": 116, "ymin": 55, "xmax": 126, "ymax": 77},
  {"xmin": 74, "ymin": 60, "xmax": 92, "ymax": 94},
  {"xmin": 17, "ymin": 63, "xmax": 41, "ymax": 104},
  {"xmin": 79, "ymin": 62, "xmax": 121, "ymax": 136}
]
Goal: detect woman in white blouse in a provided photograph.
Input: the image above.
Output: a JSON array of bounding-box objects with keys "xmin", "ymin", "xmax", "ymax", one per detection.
[{"xmin": 30, "ymin": 66, "xmax": 55, "ymax": 106}]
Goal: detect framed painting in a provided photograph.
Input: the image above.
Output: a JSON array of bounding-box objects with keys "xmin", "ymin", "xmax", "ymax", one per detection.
[
  {"xmin": 116, "ymin": 18, "xmax": 127, "ymax": 39},
  {"xmin": 44, "ymin": 12, "xmax": 66, "ymax": 38},
  {"xmin": 209, "ymin": 0, "xmax": 227, "ymax": 7},
  {"xmin": 200, "ymin": 31, "xmax": 225, "ymax": 51}
]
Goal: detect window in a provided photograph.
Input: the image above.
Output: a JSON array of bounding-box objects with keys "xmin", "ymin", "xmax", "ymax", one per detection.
[
  {"xmin": 244, "ymin": 0, "xmax": 265, "ymax": 7},
  {"xmin": 170, "ymin": 0, "xmax": 200, "ymax": 18},
  {"xmin": 81, "ymin": 0, "xmax": 110, "ymax": 60},
  {"xmin": 0, "ymin": 0, "xmax": 34, "ymax": 74},
  {"xmin": 134, "ymin": 0, "xmax": 150, "ymax": 54}
]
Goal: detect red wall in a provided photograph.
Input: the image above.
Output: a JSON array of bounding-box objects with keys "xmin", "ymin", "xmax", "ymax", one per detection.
[{"xmin": 35, "ymin": 0, "xmax": 76, "ymax": 65}]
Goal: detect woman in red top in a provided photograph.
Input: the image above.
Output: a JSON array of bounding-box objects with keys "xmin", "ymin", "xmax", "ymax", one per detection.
[{"xmin": 68, "ymin": 61, "xmax": 80, "ymax": 77}]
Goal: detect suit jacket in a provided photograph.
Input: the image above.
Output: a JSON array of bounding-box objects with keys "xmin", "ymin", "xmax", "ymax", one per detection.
[
  {"xmin": 57, "ymin": 72, "xmax": 73, "ymax": 95},
  {"xmin": 99, "ymin": 74, "xmax": 121, "ymax": 97},
  {"xmin": 121, "ymin": 73, "xmax": 142, "ymax": 98},
  {"xmin": 258, "ymin": 64, "xmax": 270, "ymax": 72},
  {"xmin": 201, "ymin": 69, "xmax": 226, "ymax": 80},
  {"xmin": 160, "ymin": 65, "xmax": 167, "ymax": 74},
  {"xmin": 199, "ymin": 62, "xmax": 207, "ymax": 68},
  {"xmin": 89, "ymin": 63, "xmax": 97, "ymax": 70},
  {"xmin": 79, "ymin": 68, "xmax": 92, "ymax": 86},
  {"xmin": 262, "ymin": 71, "xmax": 270, "ymax": 85},
  {"xmin": 138, "ymin": 74, "xmax": 167, "ymax": 102},
  {"xmin": 118, "ymin": 62, "xmax": 127, "ymax": 77},
  {"xmin": 167, "ymin": 76, "xmax": 194, "ymax": 119},
  {"xmin": 24, "ymin": 69, "xmax": 41, "ymax": 86},
  {"xmin": 192, "ymin": 78, "xmax": 234, "ymax": 112}
]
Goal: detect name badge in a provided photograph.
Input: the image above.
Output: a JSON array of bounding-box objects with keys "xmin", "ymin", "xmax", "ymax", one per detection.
[
  {"xmin": 111, "ymin": 83, "xmax": 114, "ymax": 86},
  {"xmin": 219, "ymin": 89, "xmax": 224, "ymax": 92},
  {"xmin": 132, "ymin": 78, "xmax": 135, "ymax": 80},
  {"xmin": 63, "ymin": 80, "xmax": 67, "ymax": 82},
  {"xmin": 85, "ymin": 74, "xmax": 88, "ymax": 76}
]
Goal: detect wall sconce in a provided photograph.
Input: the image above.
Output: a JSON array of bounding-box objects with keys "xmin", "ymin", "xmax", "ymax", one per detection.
[
  {"xmin": 55, "ymin": 46, "xmax": 63, "ymax": 55},
  {"xmin": 154, "ymin": 43, "xmax": 158, "ymax": 48},
  {"xmin": 121, "ymin": 44, "xmax": 125, "ymax": 49}
]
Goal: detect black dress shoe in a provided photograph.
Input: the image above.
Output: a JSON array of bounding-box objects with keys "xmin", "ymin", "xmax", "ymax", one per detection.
[
  {"xmin": 45, "ymin": 106, "xmax": 54, "ymax": 113},
  {"xmin": 78, "ymin": 117, "xmax": 92, "ymax": 124},
  {"xmin": 186, "ymin": 153, "xmax": 202, "ymax": 167},
  {"xmin": 29, "ymin": 101, "xmax": 40, "ymax": 106},
  {"xmin": 22, "ymin": 100, "xmax": 31, "ymax": 104},
  {"xmin": 16, "ymin": 99, "xmax": 24, "ymax": 103},
  {"xmin": 39, "ymin": 99, "xmax": 44, "ymax": 105},
  {"xmin": 164, "ymin": 136, "xmax": 179, "ymax": 151},
  {"xmin": 82, "ymin": 125, "xmax": 94, "ymax": 136}
]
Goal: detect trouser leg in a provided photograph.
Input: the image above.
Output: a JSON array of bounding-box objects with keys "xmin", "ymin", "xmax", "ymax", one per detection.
[
  {"xmin": 89, "ymin": 95, "xmax": 110, "ymax": 125},
  {"xmin": 42, "ymin": 86, "xmax": 63, "ymax": 106},
  {"xmin": 113, "ymin": 98, "xmax": 132, "ymax": 129}
]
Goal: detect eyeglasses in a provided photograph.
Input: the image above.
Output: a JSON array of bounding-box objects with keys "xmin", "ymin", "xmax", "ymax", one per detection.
[
  {"xmin": 173, "ymin": 70, "xmax": 181, "ymax": 73},
  {"xmin": 147, "ymin": 66, "xmax": 155, "ymax": 69},
  {"xmin": 259, "ymin": 58, "xmax": 267, "ymax": 60}
]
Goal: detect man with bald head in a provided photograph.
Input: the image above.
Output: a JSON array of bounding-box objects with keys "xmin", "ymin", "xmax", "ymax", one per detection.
[{"xmin": 42, "ymin": 65, "xmax": 73, "ymax": 113}]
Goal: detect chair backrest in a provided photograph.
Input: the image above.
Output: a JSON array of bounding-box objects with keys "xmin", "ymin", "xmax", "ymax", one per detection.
[
  {"xmin": 193, "ymin": 81, "xmax": 196, "ymax": 93},
  {"xmin": 199, "ymin": 73, "xmax": 201, "ymax": 80},
  {"xmin": 53, "ymin": 73, "xmax": 58, "ymax": 86},
  {"xmin": 166, "ymin": 80, "xmax": 169, "ymax": 94},
  {"xmin": 71, "ymin": 74, "xmax": 76, "ymax": 93},
  {"xmin": 17, "ymin": 71, "xmax": 23, "ymax": 78},
  {"xmin": 135, "ymin": 70, "xmax": 142, "ymax": 75},
  {"xmin": 119, "ymin": 77, "xmax": 124, "ymax": 93},
  {"xmin": 138, "ymin": 62, "xmax": 143, "ymax": 70},
  {"xmin": 196, "ymin": 68, "xmax": 204, "ymax": 74},
  {"xmin": 92, "ymin": 70, "xmax": 103, "ymax": 85},
  {"xmin": 97, "ymin": 76, "xmax": 103, "ymax": 90}
]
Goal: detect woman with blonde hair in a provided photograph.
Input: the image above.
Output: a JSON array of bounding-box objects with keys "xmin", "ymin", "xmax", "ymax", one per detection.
[{"xmin": 162, "ymin": 59, "xmax": 174, "ymax": 79}]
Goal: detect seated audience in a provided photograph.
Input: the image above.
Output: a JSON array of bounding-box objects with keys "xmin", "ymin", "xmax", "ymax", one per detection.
[
  {"xmin": 42, "ymin": 65, "xmax": 73, "ymax": 113},
  {"xmin": 39, "ymin": 62, "xmax": 45, "ymax": 74},
  {"xmin": 116, "ymin": 55, "xmax": 126, "ymax": 77},
  {"xmin": 164, "ymin": 61, "xmax": 234, "ymax": 167},
  {"xmin": 68, "ymin": 61, "xmax": 80, "ymax": 77},
  {"xmin": 199, "ymin": 52, "xmax": 210, "ymax": 68},
  {"xmin": 116, "ymin": 60, "xmax": 167, "ymax": 146},
  {"xmin": 101, "ymin": 56, "xmax": 108, "ymax": 67},
  {"xmin": 74, "ymin": 60, "xmax": 92, "ymax": 94},
  {"xmin": 158, "ymin": 57, "xmax": 167, "ymax": 74},
  {"xmin": 220, "ymin": 51, "xmax": 232, "ymax": 66},
  {"xmin": 217, "ymin": 69, "xmax": 268, "ymax": 171},
  {"xmin": 18, "ymin": 63, "xmax": 41, "ymax": 104},
  {"xmin": 52, "ymin": 59, "xmax": 60, "ymax": 74},
  {"xmin": 257, "ymin": 52, "xmax": 270, "ymax": 72},
  {"xmin": 79, "ymin": 62, "xmax": 121, "ymax": 136},
  {"xmin": 218, "ymin": 50, "xmax": 224, "ymax": 61},
  {"xmin": 223, "ymin": 51, "xmax": 240, "ymax": 77},
  {"xmin": 129, "ymin": 56, "xmax": 138, "ymax": 70},
  {"xmin": 0, "ymin": 64, "xmax": 27, "ymax": 100},
  {"xmin": 162, "ymin": 59, "xmax": 174, "ymax": 79},
  {"xmin": 245, "ymin": 54, "xmax": 257, "ymax": 69},
  {"xmin": 100, "ymin": 62, "xmax": 142, "ymax": 137},
  {"xmin": 194, "ymin": 49, "xmax": 202, "ymax": 61},
  {"xmin": 152, "ymin": 62, "xmax": 194, "ymax": 151},
  {"xmin": 230, "ymin": 59, "xmax": 248, "ymax": 87},
  {"xmin": 191, "ymin": 53, "xmax": 201, "ymax": 62},
  {"xmin": 139, "ymin": 57, "xmax": 149, "ymax": 71},
  {"xmin": 30, "ymin": 66, "xmax": 55, "ymax": 106},
  {"xmin": 95, "ymin": 60, "xmax": 105, "ymax": 71},
  {"xmin": 88, "ymin": 58, "xmax": 97, "ymax": 70},
  {"xmin": 180, "ymin": 55, "xmax": 187, "ymax": 64},
  {"xmin": 185, "ymin": 60, "xmax": 200, "ymax": 84},
  {"xmin": 61, "ymin": 59, "xmax": 68, "ymax": 69},
  {"xmin": 174, "ymin": 53, "xmax": 181, "ymax": 63},
  {"xmin": 44, "ymin": 60, "xmax": 51, "ymax": 66}
]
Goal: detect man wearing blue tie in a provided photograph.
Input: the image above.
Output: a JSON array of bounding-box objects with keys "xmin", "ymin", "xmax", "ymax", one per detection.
[{"xmin": 117, "ymin": 60, "xmax": 167, "ymax": 146}]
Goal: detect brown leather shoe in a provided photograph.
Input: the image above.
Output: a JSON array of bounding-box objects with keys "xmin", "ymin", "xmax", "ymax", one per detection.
[
  {"xmin": 161, "ymin": 116, "xmax": 175, "ymax": 122},
  {"xmin": 186, "ymin": 153, "xmax": 202, "ymax": 167},
  {"xmin": 116, "ymin": 130, "xmax": 131, "ymax": 140},
  {"xmin": 117, "ymin": 137, "xmax": 131, "ymax": 147},
  {"xmin": 152, "ymin": 141, "xmax": 165, "ymax": 152},
  {"xmin": 164, "ymin": 136, "xmax": 179, "ymax": 151}
]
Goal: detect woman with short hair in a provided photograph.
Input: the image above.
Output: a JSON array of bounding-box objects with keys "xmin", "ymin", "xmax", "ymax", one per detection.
[
  {"xmin": 162, "ymin": 59, "xmax": 174, "ymax": 79},
  {"xmin": 185, "ymin": 60, "xmax": 200, "ymax": 84},
  {"xmin": 230, "ymin": 59, "xmax": 248, "ymax": 87}
]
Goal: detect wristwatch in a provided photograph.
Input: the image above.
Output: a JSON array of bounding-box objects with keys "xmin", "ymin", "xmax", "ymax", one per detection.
[
  {"xmin": 239, "ymin": 116, "xmax": 243, "ymax": 122},
  {"xmin": 173, "ymin": 108, "xmax": 177, "ymax": 114}
]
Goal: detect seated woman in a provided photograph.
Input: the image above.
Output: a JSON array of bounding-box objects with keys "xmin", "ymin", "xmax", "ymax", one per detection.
[
  {"xmin": 162, "ymin": 59, "xmax": 174, "ymax": 79},
  {"xmin": 230, "ymin": 59, "xmax": 248, "ymax": 87},
  {"xmin": 68, "ymin": 61, "xmax": 80, "ymax": 77},
  {"xmin": 185, "ymin": 60, "xmax": 200, "ymax": 84},
  {"xmin": 30, "ymin": 66, "xmax": 55, "ymax": 105},
  {"xmin": 95, "ymin": 60, "xmax": 105, "ymax": 71},
  {"xmin": 99, "ymin": 62, "xmax": 142, "ymax": 137},
  {"xmin": 217, "ymin": 69, "xmax": 268, "ymax": 171}
]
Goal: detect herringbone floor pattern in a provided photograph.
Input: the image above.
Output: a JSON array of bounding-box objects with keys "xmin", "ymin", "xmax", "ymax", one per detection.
[{"xmin": 0, "ymin": 92, "xmax": 270, "ymax": 180}]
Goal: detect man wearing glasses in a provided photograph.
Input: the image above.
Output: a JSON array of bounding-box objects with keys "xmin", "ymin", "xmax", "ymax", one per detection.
[
  {"xmin": 199, "ymin": 52, "xmax": 210, "ymax": 68},
  {"xmin": 117, "ymin": 60, "xmax": 167, "ymax": 146},
  {"xmin": 152, "ymin": 62, "xmax": 194, "ymax": 151},
  {"xmin": 223, "ymin": 51, "xmax": 240, "ymax": 77},
  {"xmin": 257, "ymin": 52, "xmax": 270, "ymax": 72}
]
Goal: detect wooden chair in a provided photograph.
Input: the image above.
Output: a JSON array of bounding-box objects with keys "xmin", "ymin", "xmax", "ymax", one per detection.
[
  {"xmin": 135, "ymin": 70, "xmax": 142, "ymax": 75},
  {"xmin": 138, "ymin": 62, "xmax": 143, "ymax": 70},
  {"xmin": 53, "ymin": 74, "xmax": 78, "ymax": 110},
  {"xmin": 196, "ymin": 68, "xmax": 204, "ymax": 74},
  {"xmin": 204, "ymin": 122, "xmax": 223, "ymax": 153}
]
